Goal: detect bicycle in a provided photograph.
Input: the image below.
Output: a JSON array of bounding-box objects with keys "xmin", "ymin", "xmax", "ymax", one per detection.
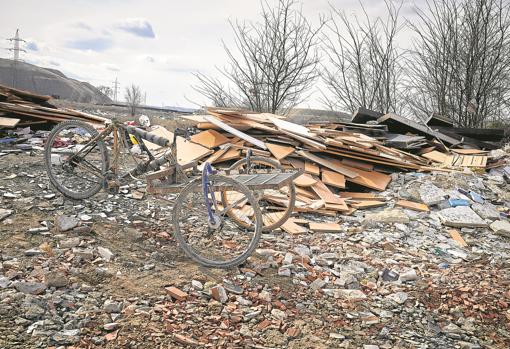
[{"xmin": 44, "ymin": 119, "xmax": 300, "ymax": 268}]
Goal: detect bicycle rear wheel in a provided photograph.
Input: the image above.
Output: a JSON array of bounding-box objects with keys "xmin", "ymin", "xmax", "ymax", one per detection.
[
  {"xmin": 172, "ymin": 175, "xmax": 262, "ymax": 268},
  {"xmin": 44, "ymin": 120, "xmax": 108, "ymax": 199},
  {"xmin": 223, "ymin": 156, "xmax": 296, "ymax": 231}
]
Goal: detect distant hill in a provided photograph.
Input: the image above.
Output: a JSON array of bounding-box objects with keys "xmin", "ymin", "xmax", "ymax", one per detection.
[{"xmin": 0, "ymin": 58, "xmax": 111, "ymax": 104}]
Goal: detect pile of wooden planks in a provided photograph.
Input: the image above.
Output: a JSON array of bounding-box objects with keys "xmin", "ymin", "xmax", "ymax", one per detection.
[
  {"xmin": 174, "ymin": 108, "xmax": 444, "ymax": 218},
  {"xmin": 0, "ymin": 84, "xmax": 106, "ymax": 129}
]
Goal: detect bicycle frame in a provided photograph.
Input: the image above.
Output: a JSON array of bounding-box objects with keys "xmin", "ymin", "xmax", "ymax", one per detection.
[{"xmin": 66, "ymin": 119, "xmax": 183, "ymax": 187}]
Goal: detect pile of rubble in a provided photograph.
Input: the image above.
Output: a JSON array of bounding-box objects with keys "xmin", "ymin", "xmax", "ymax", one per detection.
[{"xmin": 1, "ymin": 109, "xmax": 510, "ymax": 347}]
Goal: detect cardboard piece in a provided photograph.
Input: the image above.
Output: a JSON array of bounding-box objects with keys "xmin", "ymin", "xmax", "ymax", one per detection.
[{"xmin": 190, "ymin": 129, "xmax": 229, "ymax": 149}]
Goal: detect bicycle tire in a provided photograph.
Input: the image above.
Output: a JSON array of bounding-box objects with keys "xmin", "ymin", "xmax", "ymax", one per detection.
[
  {"xmin": 44, "ymin": 120, "xmax": 109, "ymax": 200},
  {"xmin": 223, "ymin": 156, "xmax": 296, "ymax": 232},
  {"xmin": 172, "ymin": 175, "xmax": 262, "ymax": 268}
]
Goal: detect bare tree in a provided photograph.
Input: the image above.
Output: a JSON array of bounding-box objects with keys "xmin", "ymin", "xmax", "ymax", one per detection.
[
  {"xmin": 321, "ymin": 0, "xmax": 406, "ymax": 115},
  {"xmin": 97, "ymin": 85, "xmax": 113, "ymax": 99},
  {"xmin": 193, "ymin": 0, "xmax": 324, "ymax": 114},
  {"xmin": 125, "ymin": 84, "xmax": 142, "ymax": 116},
  {"xmin": 407, "ymin": 0, "xmax": 510, "ymax": 127}
]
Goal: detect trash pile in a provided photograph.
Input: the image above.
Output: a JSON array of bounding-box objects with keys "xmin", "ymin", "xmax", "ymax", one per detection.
[
  {"xmin": 0, "ymin": 84, "xmax": 106, "ymax": 129},
  {"xmin": 163, "ymin": 107, "xmax": 509, "ymax": 229}
]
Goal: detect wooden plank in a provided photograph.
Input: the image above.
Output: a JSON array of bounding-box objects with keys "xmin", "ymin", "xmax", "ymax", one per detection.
[
  {"xmin": 448, "ymin": 229, "xmax": 468, "ymax": 247},
  {"xmin": 265, "ymin": 143, "xmax": 295, "ymax": 160},
  {"xmin": 204, "ymin": 115, "xmax": 267, "ymax": 149},
  {"xmin": 311, "ymin": 180, "xmax": 343, "ymax": 204},
  {"xmin": 298, "ymin": 150, "xmax": 358, "ymax": 178},
  {"xmin": 338, "ymin": 192, "xmax": 382, "ymax": 200},
  {"xmin": 309, "ymin": 222, "xmax": 342, "ymax": 233},
  {"xmin": 451, "ymin": 149, "xmax": 488, "ymax": 155},
  {"xmin": 395, "ymin": 200, "xmax": 429, "ymax": 212},
  {"xmin": 269, "ymin": 116, "xmax": 314, "ymax": 138},
  {"xmin": 0, "ymin": 117, "xmax": 20, "ymax": 128},
  {"xmin": 190, "ymin": 129, "xmax": 229, "ymax": 149},
  {"xmin": 293, "ymin": 174, "xmax": 317, "ymax": 187},
  {"xmin": 338, "ymin": 162, "xmax": 391, "ymax": 191},
  {"xmin": 422, "ymin": 150, "xmax": 448, "ymax": 163},
  {"xmin": 280, "ymin": 218, "xmax": 309, "ymax": 234},
  {"xmin": 143, "ymin": 126, "xmax": 213, "ymax": 165},
  {"xmin": 321, "ymin": 170, "xmax": 345, "ymax": 189},
  {"xmin": 350, "ymin": 201, "xmax": 386, "ymax": 209},
  {"xmin": 341, "ymin": 158, "xmax": 374, "ymax": 171},
  {"xmin": 304, "ymin": 162, "xmax": 320, "ymax": 176},
  {"xmin": 279, "ymin": 129, "xmax": 327, "ymax": 150}
]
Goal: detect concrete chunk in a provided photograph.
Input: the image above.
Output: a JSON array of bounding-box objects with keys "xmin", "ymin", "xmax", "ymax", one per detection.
[{"xmin": 438, "ymin": 206, "xmax": 487, "ymax": 228}]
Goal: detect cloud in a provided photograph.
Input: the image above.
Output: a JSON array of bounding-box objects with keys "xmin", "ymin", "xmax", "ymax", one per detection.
[
  {"xmin": 74, "ymin": 21, "xmax": 93, "ymax": 31},
  {"xmin": 26, "ymin": 41, "xmax": 39, "ymax": 51},
  {"xmin": 66, "ymin": 37, "xmax": 113, "ymax": 52},
  {"xmin": 115, "ymin": 18, "xmax": 155, "ymax": 38}
]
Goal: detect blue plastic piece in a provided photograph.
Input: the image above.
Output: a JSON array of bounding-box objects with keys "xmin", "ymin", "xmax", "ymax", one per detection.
[
  {"xmin": 469, "ymin": 191, "xmax": 484, "ymax": 204},
  {"xmin": 448, "ymin": 198, "xmax": 470, "ymax": 207}
]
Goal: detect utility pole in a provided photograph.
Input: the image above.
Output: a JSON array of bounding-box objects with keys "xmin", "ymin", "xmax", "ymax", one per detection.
[
  {"xmin": 6, "ymin": 29, "xmax": 27, "ymax": 88},
  {"xmin": 112, "ymin": 77, "xmax": 120, "ymax": 102},
  {"xmin": 6, "ymin": 29, "xmax": 26, "ymax": 61}
]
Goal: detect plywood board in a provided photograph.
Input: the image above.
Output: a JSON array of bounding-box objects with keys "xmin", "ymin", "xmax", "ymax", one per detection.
[
  {"xmin": 338, "ymin": 192, "xmax": 382, "ymax": 200},
  {"xmin": 444, "ymin": 154, "xmax": 487, "ymax": 168},
  {"xmin": 395, "ymin": 200, "xmax": 429, "ymax": 212},
  {"xmin": 308, "ymin": 222, "xmax": 342, "ymax": 233},
  {"xmin": 190, "ymin": 129, "xmax": 229, "ymax": 148},
  {"xmin": 0, "ymin": 117, "xmax": 20, "ymax": 128},
  {"xmin": 265, "ymin": 143, "xmax": 295, "ymax": 160},
  {"xmin": 281, "ymin": 218, "xmax": 309, "ymax": 234},
  {"xmin": 143, "ymin": 126, "xmax": 213, "ymax": 165},
  {"xmin": 293, "ymin": 174, "xmax": 317, "ymax": 187},
  {"xmin": 311, "ymin": 180, "xmax": 343, "ymax": 204},
  {"xmin": 204, "ymin": 115, "xmax": 267, "ymax": 149},
  {"xmin": 350, "ymin": 201, "xmax": 386, "ymax": 209},
  {"xmin": 304, "ymin": 162, "xmax": 320, "ymax": 176},
  {"xmin": 341, "ymin": 158, "xmax": 374, "ymax": 171},
  {"xmin": 422, "ymin": 150, "xmax": 448, "ymax": 163},
  {"xmin": 451, "ymin": 149, "xmax": 488, "ymax": 155},
  {"xmin": 298, "ymin": 150, "xmax": 358, "ymax": 178},
  {"xmin": 321, "ymin": 170, "xmax": 345, "ymax": 189}
]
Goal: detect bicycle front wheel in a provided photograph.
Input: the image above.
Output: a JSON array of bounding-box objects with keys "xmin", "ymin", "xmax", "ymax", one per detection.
[
  {"xmin": 44, "ymin": 120, "xmax": 108, "ymax": 199},
  {"xmin": 172, "ymin": 175, "xmax": 262, "ymax": 268}
]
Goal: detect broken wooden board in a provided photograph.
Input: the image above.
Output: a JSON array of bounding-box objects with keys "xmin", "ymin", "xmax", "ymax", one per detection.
[
  {"xmin": 280, "ymin": 218, "xmax": 309, "ymax": 234},
  {"xmin": 451, "ymin": 149, "xmax": 489, "ymax": 155},
  {"xmin": 298, "ymin": 150, "xmax": 358, "ymax": 178},
  {"xmin": 341, "ymin": 158, "xmax": 374, "ymax": 171},
  {"xmin": 311, "ymin": 180, "xmax": 343, "ymax": 204},
  {"xmin": 350, "ymin": 201, "xmax": 386, "ymax": 209},
  {"xmin": 448, "ymin": 229, "xmax": 468, "ymax": 247},
  {"xmin": 422, "ymin": 150, "xmax": 448, "ymax": 163},
  {"xmin": 443, "ymin": 154, "xmax": 487, "ymax": 168},
  {"xmin": 0, "ymin": 117, "xmax": 20, "ymax": 128},
  {"xmin": 321, "ymin": 170, "xmax": 345, "ymax": 189},
  {"xmin": 204, "ymin": 115, "xmax": 267, "ymax": 149},
  {"xmin": 338, "ymin": 162, "xmax": 391, "ymax": 191},
  {"xmin": 304, "ymin": 162, "xmax": 320, "ymax": 176},
  {"xmin": 143, "ymin": 126, "xmax": 213, "ymax": 165},
  {"xmin": 190, "ymin": 129, "xmax": 229, "ymax": 149},
  {"xmin": 293, "ymin": 173, "xmax": 317, "ymax": 187},
  {"xmin": 338, "ymin": 192, "xmax": 382, "ymax": 200},
  {"xmin": 265, "ymin": 142, "xmax": 295, "ymax": 160},
  {"xmin": 395, "ymin": 200, "xmax": 429, "ymax": 212},
  {"xmin": 308, "ymin": 222, "xmax": 342, "ymax": 233}
]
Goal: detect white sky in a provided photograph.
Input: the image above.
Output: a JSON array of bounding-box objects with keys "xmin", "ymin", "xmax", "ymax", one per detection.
[{"xmin": 0, "ymin": 0, "xmax": 423, "ymax": 109}]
